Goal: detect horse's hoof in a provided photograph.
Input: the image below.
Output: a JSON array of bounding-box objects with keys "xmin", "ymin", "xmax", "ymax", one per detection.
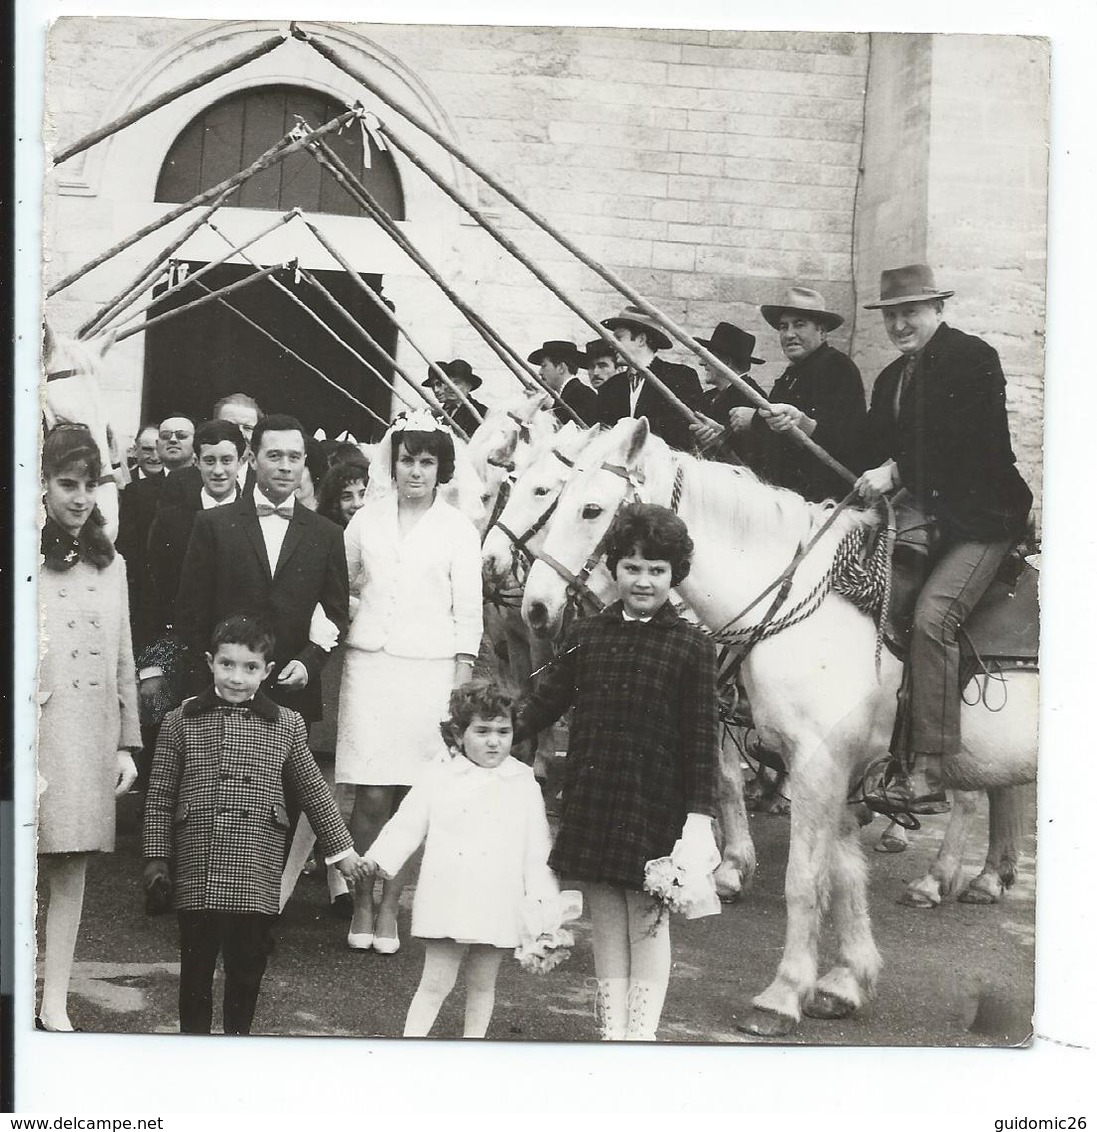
[
  {"xmin": 958, "ymin": 883, "xmax": 1001, "ymax": 906},
  {"xmin": 898, "ymin": 886, "xmax": 939, "ymax": 909},
  {"xmin": 874, "ymin": 832, "xmax": 908, "ymax": 854},
  {"xmin": 853, "ymin": 803, "xmax": 875, "ymax": 828},
  {"xmin": 803, "ymin": 991, "xmax": 855, "ymax": 1020},
  {"xmin": 766, "ymin": 798, "xmax": 791, "ymax": 817},
  {"xmin": 714, "ymin": 865, "xmax": 743, "ymax": 903},
  {"xmin": 736, "ymin": 1009, "xmax": 796, "ymax": 1038}
]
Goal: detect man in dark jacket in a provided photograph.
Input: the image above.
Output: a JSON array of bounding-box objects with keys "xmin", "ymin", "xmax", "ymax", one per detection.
[
  {"xmin": 748, "ymin": 286, "xmax": 864, "ymax": 501},
  {"xmin": 687, "ymin": 321, "xmax": 767, "ymax": 464},
  {"xmin": 596, "ymin": 306, "xmax": 705, "ymax": 452},
  {"xmin": 424, "ymin": 359, "xmax": 489, "ymax": 440},
  {"xmin": 856, "ymin": 265, "xmax": 1033, "ymax": 815},
  {"xmin": 174, "ymin": 413, "xmax": 349, "ymax": 725},
  {"xmin": 527, "ymin": 339, "xmax": 598, "ymax": 426}
]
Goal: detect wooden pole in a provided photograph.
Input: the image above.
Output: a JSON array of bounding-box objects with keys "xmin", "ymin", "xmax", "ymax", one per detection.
[
  {"xmin": 187, "ymin": 277, "xmax": 390, "ymax": 428},
  {"xmin": 297, "ymin": 217, "xmax": 480, "ymax": 428},
  {"xmin": 299, "ymin": 269, "xmax": 468, "ymax": 440},
  {"xmin": 46, "ymin": 107, "xmax": 358, "ymax": 298},
  {"xmin": 111, "ymin": 209, "xmax": 300, "ymax": 332},
  {"xmin": 204, "ymin": 218, "xmax": 421, "ymax": 417},
  {"xmin": 304, "ymin": 136, "xmax": 586, "ymax": 425},
  {"xmin": 53, "ymin": 33, "xmax": 289, "ymax": 166},
  {"xmin": 294, "ymin": 267, "xmax": 465, "ymax": 433},
  {"xmin": 112, "ymin": 260, "xmax": 291, "ymax": 342},
  {"xmin": 300, "ymin": 28, "xmax": 852, "ymax": 481},
  {"xmin": 378, "ymin": 123, "xmax": 695, "ymax": 425},
  {"xmin": 77, "ymin": 190, "xmax": 238, "ymax": 338}
]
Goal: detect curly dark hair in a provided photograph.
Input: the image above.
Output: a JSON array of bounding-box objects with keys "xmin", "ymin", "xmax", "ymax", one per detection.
[
  {"xmin": 439, "ymin": 678, "xmax": 518, "ymax": 750},
  {"xmin": 316, "ymin": 459, "xmax": 370, "ymax": 527},
  {"xmin": 604, "ymin": 502, "xmax": 694, "ymax": 587},
  {"xmin": 390, "ymin": 428, "xmax": 456, "ymax": 485}
]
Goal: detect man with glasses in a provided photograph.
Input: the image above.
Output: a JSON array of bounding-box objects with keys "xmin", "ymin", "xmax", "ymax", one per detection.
[{"xmin": 118, "ymin": 413, "xmax": 196, "ymax": 650}]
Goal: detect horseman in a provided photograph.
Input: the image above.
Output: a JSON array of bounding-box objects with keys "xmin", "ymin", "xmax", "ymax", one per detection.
[
  {"xmin": 526, "ymin": 339, "xmax": 598, "ymax": 426},
  {"xmin": 856, "ymin": 265, "xmax": 1033, "ymax": 816},
  {"xmin": 595, "ymin": 306, "xmax": 706, "ymax": 452},
  {"xmin": 424, "ymin": 359, "xmax": 488, "ymax": 438},
  {"xmin": 686, "ymin": 321, "xmax": 766, "ymax": 465},
  {"xmin": 748, "ymin": 286, "xmax": 866, "ymax": 502}
]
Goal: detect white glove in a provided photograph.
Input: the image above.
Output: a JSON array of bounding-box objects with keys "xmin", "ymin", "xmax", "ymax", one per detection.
[
  {"xmin": 308, "ymin": 603, "xmax": 340, "ymax": 652},
  {"xmin": 672, "ymin": 812, "xmax": 720, "ymax": 876}
]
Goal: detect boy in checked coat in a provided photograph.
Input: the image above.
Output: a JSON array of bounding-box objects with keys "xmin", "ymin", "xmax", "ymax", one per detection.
[{"xmin": 144, "ymin": 613, "xmax": 368, "ymax": 1035}]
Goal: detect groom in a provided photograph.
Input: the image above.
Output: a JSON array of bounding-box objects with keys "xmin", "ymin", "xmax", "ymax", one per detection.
[{"xmin": 174, "ymin": 413, "xmax": 348, "ymax": 724}]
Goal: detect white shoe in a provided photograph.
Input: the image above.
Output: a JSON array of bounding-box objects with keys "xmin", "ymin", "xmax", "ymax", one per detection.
[
  {"xmin": 372, "ymin": 932, "xmax": 400, "ymax": 955},
  {"xmin": 346, "ymin": 931, "xmax": 374, "ymax": 951}
]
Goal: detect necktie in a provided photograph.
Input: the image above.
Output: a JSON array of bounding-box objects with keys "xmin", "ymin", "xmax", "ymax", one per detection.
[
  {"xmin": 894, "ymin": 355, "xmax": 918, "ymax": 421},
  {"xmin": 256, "ymin": 499, "xmax": 294, "ymax": 520}
]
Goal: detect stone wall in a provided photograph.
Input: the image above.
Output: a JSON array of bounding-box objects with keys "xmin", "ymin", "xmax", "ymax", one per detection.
[
  {"xmin": 852, "ymin": 32, "xmax": 1047, "ymax": 518},
  {"xmin": 44, "ymin": 18, "xmax": 870, "ymax": 431}
]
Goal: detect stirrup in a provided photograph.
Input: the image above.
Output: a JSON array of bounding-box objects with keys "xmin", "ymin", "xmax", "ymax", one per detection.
[{"xmin": 852, "ymin": 756, "xmax": 922, "ymax": 832}]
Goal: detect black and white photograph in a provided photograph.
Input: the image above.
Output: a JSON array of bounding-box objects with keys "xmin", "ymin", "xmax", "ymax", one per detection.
[{"xmin": 10, "ymin": 0, "xmax": 1093, "ymax": 1118}]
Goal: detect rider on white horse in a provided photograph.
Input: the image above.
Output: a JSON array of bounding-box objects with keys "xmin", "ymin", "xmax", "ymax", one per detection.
[{"xmin": 855, "ymin": 265, "xmax": 1034, "ymax": 817}]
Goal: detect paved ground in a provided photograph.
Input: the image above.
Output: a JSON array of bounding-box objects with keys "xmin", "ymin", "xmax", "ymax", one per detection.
[{"xmin": 37, "ymin": 785, "xmax": 1035, "ymax": 1046}]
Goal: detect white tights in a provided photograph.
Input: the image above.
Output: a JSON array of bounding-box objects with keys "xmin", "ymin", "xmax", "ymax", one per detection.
[
  {"xmin": 586, "ymin": 883, "xmax": 670, "ymax": 982},
  {"xmin": 586, "ymin": 883, "xmax": 671, "ymax": 1038},
  {"xmin": 403, "ymin": 940, "xmax": 506, "ymax": 1038},
  {"xmin": 38, "ymin": 854, "xmax": 89, "ymax": 1031}
]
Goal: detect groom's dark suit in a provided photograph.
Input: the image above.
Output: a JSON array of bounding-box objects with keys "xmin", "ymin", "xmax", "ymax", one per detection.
[{"xmin": 174, "ymin": 496, "xmax": 349, "ymax": 724}]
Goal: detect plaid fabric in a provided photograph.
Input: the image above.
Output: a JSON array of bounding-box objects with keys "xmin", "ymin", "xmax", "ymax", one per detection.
[
  {"xmin": 143, "ymin": 686, "xmax": 353, "ymax": 915},
  {"xmin": 515, "ymin": 600, "xmax": 718, "ymax": 889}
]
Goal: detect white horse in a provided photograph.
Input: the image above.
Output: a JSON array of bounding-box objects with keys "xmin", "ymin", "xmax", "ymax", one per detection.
[
  {"xmin": 42, "ymin": 325, "xmax": 124, "ymax": 540},
  {"xmin": 482, "ymin": 421, "xmax": 758, "ymax": 901},
  {"xmin": 521, "ymin": 418, "xmax": 1037, "ymax": 1035}
]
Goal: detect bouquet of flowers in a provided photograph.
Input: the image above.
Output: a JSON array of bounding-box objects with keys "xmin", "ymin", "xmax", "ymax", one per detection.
[
  {"xmin": 514, "ymin": 890, "xmax": 584, "ymax": 976},
  {"xmin": 643, "ymin": 827, "xmax": 722, "ymax": 922}
]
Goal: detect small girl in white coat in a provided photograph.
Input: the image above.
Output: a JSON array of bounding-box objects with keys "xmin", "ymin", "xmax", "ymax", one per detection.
[{"xmin": 364, "ymin": 679, "xmax": 559, "ymax": 1038}]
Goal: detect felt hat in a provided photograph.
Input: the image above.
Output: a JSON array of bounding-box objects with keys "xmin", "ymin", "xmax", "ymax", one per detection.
[
  {"xmin": 581, "ymin": 338, "xmax": 619, "ymax": 368},
  {"xmin": 862, "ymin": 264, "xmax": 955, "ymax": 309},
  {"xmin": 527, "ymin": 340, "xmax": 584, "ymax": 367},
  {"xmin": 427, "ymin": 358, "xmax": 482, "ymax": 390},
  {"xmin": 599, "ymin": 306, "xmax": 673, "ymax": 352},
  {"xmin": 693, "ymin": 322, "xmax": 765, "ymax": 371},
  {"xmin": 760, "ymin": 286, "xmax": 845, "ymax": 332}
]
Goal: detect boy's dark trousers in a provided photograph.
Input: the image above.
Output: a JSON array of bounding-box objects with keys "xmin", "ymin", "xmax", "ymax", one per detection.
[{"xmin": 177, "ymin": 911, "xmax": 276, "ymax": 1034}]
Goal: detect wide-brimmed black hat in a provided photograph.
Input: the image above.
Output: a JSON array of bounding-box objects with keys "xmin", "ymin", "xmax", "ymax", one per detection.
[
  {"xmin": 760, "ymin": 286, "xmax": 844, "ymax": 332},
  {"xmin": 694, "ymin": 322, "xmax": 765, "ymax": 372},
  {"xmin": 527, "ymin": 340, "xmax": 583, "ymax": 367},
  {"xmin": 581, "ymin": 338, "xmax": 619, "ymax": 368},
  {"xmin": 863, "ymin": 264, "xmax": 955, "ymax": 309},
  {"xmin": 600, "ymin": 305, "xmax": 673, "ymax": 352},
  {"xmin": 427, "ymin": 358, "xmax": 482, "ymax": 390}
]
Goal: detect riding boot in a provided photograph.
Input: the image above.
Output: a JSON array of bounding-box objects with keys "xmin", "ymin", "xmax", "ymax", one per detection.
[
  {"xmin": 862, "ymin": 752, "xmax": 950, "ymax": 816},
  {"xmin": 594, "ymin": 978, "xmax": 629, "ymax": 1041},
  {"xmin": 624, "ymin": 979, "xmax": 667, "ymax": 1042}
]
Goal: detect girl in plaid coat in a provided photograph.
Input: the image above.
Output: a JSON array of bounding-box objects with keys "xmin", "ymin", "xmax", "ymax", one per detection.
[{"xmin": 515, "ymin": 503, "xmax": 721, "ymax": 1041}]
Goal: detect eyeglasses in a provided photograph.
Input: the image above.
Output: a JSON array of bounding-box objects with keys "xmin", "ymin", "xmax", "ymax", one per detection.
[{"xmin": 158, "ymin": 430, "xmax": 192, "ymax": 441}]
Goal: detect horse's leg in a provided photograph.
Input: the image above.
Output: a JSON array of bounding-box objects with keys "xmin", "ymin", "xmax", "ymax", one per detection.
[
  {"xmin": 739, "ymin": 739, "xmax": 841, "ymax": 1037},
  {"xmin": 804, "ymin": 807, "xmax": 881, "ymax": 1019},
  {"xmin": 898, "ymin": 789, "xmax": 981, "ymax": 908},
  {"xmin": 714, "ymin": 728, "xmax": 757, "ymax": 902},
  {"xmin": 527, "ymin": 632, "xmax": 557, "ymax": 779},
  {"xmin": 958, "ymin": 785, "xmax": 1025, "ymax": 905}
]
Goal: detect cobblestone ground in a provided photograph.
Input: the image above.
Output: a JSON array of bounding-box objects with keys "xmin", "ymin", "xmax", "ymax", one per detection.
[{"xmin": 35, "ymin": 783, "xmax": 1035, "ymax": 1046}]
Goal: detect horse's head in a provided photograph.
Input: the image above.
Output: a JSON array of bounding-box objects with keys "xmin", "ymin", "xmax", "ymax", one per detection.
[
  {"xmin": 522, "ymin": 417, "xmax": 666, "ymax": 638},
  {"xmin": 480, "ymin": 421, "xmax": 600, "ymax": 584},
  {"xmin": 42, "ymin": 323, "xmax": 122, "ymax": 539}
]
